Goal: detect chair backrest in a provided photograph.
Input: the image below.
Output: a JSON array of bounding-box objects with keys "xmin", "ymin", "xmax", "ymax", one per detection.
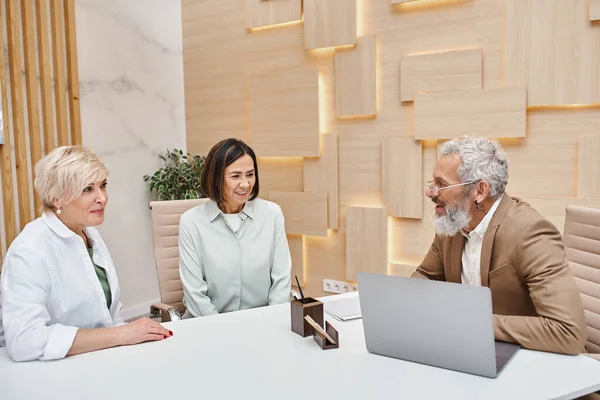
[
  {"xmin": 149, "ymin": 198, "xmax": 209, "ymax": 314},
  {"xmin": 563, "ymin": 205, "xmax": 600, "ymax": 354}
]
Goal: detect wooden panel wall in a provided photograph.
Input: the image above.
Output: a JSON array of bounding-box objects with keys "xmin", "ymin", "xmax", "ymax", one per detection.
[
  {"xmin": 389, "ymin": 262, "xmax": 417, "ymax": 277},
  {"xmin": 382, "ymin": 137, "xmax": 422, "ymax": 219},
  {"xmin": 505, "ymin": 0, "xmax": 600, "ymax": 106},
  {"xmin": 249, "ymin": 67, "xmax": 320, "ymax": 157},
  {"xmin": 400, "ymin": 48, "xmax": 482, "ymax": 102},
  {"xmin": 414, "ymin": 88, "xmax": 527, "ymax": 140},
  {"xmin": 304, "ymin": 0, "xmax": 357, "ymax": 50},
  {"xmin": 245, "ymin": 0, "xmax": 302, "ymax": 30},
  {"xmin": 268, "ymin": 191, "xmax": 328, "ymax": 237},
  {"xmin": 287, "ymin": 234, "xmax": 305, "ymax": 285},
  {"xmin": 0, "ymin": 0, "xmax": 82, "ymax": 256},
  {"xmin": 346, "ymin": 207, "xmax": 388, "ymax": 281},
  {"xmin": 577, "ymin": 136, "xmax": 600, "ymax": 198},
  {"xmin": 591, "ymin": 0, "xmax": 600, "ymax": 21},
  {"xmin": 334, "ymin": 35, "xmax": 377, "ymax": 117},
  {"xmin": 183, "ymin": 0, "xmax": 600, "ymax": 297},
  {"xmin": 304, "ymin": 133, "xmax": 339, "ymax": 229}
]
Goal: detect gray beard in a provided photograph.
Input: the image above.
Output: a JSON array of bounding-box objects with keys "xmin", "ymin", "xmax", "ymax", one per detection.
[{"xmin": 432, "ymin": 197, "xmax": 472, "ymax": 237}]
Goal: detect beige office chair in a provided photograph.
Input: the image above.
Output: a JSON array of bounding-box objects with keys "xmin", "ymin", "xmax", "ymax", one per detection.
[
  {"xmin": 563, "ymin": 205, "xmax": 600, "ymax": 360},
  {"xmin": 149, "ymin": 198, "xmax": 209, "ymax": 322}
]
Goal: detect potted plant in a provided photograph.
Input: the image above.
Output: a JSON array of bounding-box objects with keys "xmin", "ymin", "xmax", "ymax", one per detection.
[{"xmin": 143, "ymin": 149, "xmax": 206, "ymax": 200}]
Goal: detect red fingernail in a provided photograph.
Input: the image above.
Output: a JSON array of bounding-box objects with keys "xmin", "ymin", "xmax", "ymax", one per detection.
[
  {"xmin": 169, "ymin": 330, "xmax": 173, "ymax": 336},
  {"xmin": 163, "ymin": 335, "xmax": 168, "ymax": 339}
]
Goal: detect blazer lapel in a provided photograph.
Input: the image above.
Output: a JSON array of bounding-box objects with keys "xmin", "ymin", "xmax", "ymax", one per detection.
[
  {"xmin": 480, "ymin": 194, "xmax": 513, "ymax": 287},
  {"xmin": 449, "ymin": 234, "xmax": 465, "ymax": 283},
  {"xmin": 480, "ymin": 225, "xmax": 499, "ymax": 287}
]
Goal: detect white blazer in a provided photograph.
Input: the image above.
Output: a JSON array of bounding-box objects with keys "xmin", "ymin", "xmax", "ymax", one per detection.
[{"xmin": 0, "ymin": 212, "xmax": 124, "ymax": 362}]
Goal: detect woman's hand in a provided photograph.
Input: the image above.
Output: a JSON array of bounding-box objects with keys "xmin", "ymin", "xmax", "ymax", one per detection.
[
  {"xmin": 67, "ymin": 318, "xmax": 173, "ymax": 357},
  {"xmin": 117, "ymin": 317, "xmax": 172, "ymax": 346}
]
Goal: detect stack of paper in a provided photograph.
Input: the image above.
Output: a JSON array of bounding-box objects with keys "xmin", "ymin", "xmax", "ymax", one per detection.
[{"xmin": 324, "ymin": 297, "xmax": 362, "ymax": 321}]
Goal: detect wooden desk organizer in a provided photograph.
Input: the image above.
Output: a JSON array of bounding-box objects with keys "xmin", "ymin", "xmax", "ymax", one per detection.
[
  {"xmin": 313, "ymin": 321, "xmax": 339, "ymax": 350},
  {"xmin": 290, "ymin": 297, "xmax": 323, "ymax": 337}
]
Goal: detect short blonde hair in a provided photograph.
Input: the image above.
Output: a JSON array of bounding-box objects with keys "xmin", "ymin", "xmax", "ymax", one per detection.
[{"xmin": 34, "ymin": 146, "xmax": 109, "ymax": 211}]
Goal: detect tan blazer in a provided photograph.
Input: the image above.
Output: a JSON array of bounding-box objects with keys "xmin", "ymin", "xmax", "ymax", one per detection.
[{"xmin": 412, "ymin": 195, "xmax": 587, "ymax": 355}]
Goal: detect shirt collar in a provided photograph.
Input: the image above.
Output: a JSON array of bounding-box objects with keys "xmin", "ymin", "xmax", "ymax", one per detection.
[
  {"xmin": 207, "ymin": 199, "xmax": 254, "ymax": 222},
  {"xmin": 462, "ymin": 194, "xmax": 503, "ymax": 239},
  {"xmin": 42, "ymin": 211, "xmax": 77, "ymax": 239},
  {"xmin": 42, "ymin": 211, "xmax": 98, "ymax": 246}
]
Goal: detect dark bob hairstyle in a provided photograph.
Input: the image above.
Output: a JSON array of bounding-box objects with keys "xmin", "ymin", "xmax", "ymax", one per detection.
[{"xmin": 200, "ymin": 138, "xmax": 259, "ymax": 203}]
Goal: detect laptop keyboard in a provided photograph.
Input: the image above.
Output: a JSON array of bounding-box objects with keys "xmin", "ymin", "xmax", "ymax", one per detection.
[{"xmin": 495, "ymin": 341, "xmax": 520, "ymax": 372}]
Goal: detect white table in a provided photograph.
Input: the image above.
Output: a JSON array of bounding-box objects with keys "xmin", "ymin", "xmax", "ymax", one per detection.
[{"xmin": 1, "ymin": 293, "xmax": 600, "ymax": 400}]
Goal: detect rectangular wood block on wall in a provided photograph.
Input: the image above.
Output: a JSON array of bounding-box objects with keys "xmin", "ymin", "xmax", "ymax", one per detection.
[
  {"xmin": 186, "ymin": 80, "xmax": 249, "ymax": 156},
  {"xmin": 414, "ymin": 88, "xmax": 526, "ymax": 140},
  {"xmin": 388, "ymin": 144, "xmax": 440, "ymax": 266},
  {"xmin": 577, "ymin": 135, "xmax": 600, "ymax": 198},
  {"xmin": 591, "ymin": 0, "xmax": 600, "ymax": 21},
  {"xmin": 245, "ymin": 0, "xmax": 302, "ymax": 29},
  {"xmin": 304, "ymin": 133, "xmax": 339, "ymax": 229},
  {"xmin": 335, "ymin": 35, "xmax": 377, "ymax": 118},
  {"xmin": 250, "ymin": 68, "xmax": 320, "ymax": 157},
  {"xmin": 258, "ymin": 157, "xmax": 304, "ymax": 194},
  {"xmin": 382, "ymin": 138, "xmax": 423, "ymax": 219},
  {"xmin": 400, "ymin": 48, "xmax": 482, "ymax": 102},
  {"xmin": 269, "ymin": 191, "xmax": 328, "ymax": 236},
  {"xmin": 304, "ymin": 0, "xmax": 356, "ymax": 50},
  {"xmin": 502, "ymin": 108, "xmax": 600, "ymax": 198},
  {"xmin": 288, "ymin": 234, "xmax": 305, "ymax": 286},
  {"xmin": 346, "ymin": 207, "xmax": 388, "ymax": 281},
  {"xmin": 505, "ymin": 0, "xmax": 600, "ymax": 106}
]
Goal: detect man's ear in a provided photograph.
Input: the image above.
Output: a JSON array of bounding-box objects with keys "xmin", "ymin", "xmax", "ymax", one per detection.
[{"xmin": 476, "ymin": 180, "xmax": 491, "ymax": 203}]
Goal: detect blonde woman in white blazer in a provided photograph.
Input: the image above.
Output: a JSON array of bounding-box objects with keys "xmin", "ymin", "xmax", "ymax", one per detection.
[{"xmin": 0, "ymin": 146, "xmax": 171, "ymax": 362}]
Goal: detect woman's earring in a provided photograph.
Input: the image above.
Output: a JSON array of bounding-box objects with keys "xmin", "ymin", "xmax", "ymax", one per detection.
[{"xmin": 56, "ymin": 207, "xmax": 62, "ymax": 215}]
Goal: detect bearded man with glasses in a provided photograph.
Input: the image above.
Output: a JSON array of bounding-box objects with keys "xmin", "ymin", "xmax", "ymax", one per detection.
[{"xmin": 412, "ymin": 136, "xmax": 587, "ymax": 356}]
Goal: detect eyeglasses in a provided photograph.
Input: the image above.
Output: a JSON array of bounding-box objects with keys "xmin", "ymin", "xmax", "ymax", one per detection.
[{"xmin": 427, "ymin": 180, "xmax": 479, "ymax": 196}]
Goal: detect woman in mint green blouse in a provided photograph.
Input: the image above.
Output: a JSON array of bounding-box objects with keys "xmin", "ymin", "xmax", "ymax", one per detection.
[{"xmin": 179, "ymin": 139, "xmax": 292, "ymax": 317}]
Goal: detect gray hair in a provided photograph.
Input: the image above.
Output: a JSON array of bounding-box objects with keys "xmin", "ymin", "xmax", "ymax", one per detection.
[{"xmin": 439, "ymin": 137, "xmax": 509, "ymax": 198}]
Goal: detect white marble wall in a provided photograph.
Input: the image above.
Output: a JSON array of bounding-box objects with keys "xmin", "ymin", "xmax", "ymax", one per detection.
[{"xmin": 76, "ymin": 0, "xmax": 186, "ymax": 319}]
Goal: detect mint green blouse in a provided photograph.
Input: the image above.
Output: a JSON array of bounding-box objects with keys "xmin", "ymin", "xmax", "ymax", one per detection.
[{"xmin": 87, "ymin": 248, "xmax": 112, "ymax": 309}]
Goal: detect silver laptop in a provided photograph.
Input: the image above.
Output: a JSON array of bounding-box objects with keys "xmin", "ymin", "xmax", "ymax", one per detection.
[{"xmin": 356, "ymin": 272, "xmax": 520, "ymax": 378}]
